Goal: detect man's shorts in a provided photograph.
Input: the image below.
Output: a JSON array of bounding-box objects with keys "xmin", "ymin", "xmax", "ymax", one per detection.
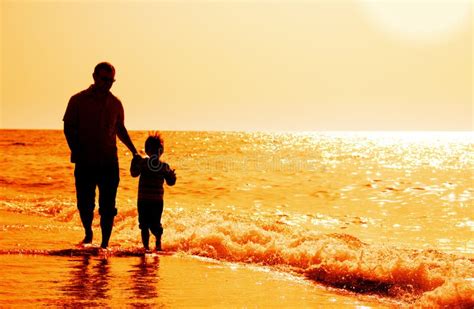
[{"xmin": 74, "ymin": 161, "xmax": 120, "ymax": 217}]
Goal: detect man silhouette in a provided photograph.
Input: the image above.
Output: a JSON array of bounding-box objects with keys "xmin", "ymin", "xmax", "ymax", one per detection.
[{"xmin": 63, "ymin": 62, "xmax": 138, "ymax": 248}]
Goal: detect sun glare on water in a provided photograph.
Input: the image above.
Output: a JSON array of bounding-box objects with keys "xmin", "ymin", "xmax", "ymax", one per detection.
[{"xmin": 300, "ymin": 131, "xmax": 473, "ymax": 144}]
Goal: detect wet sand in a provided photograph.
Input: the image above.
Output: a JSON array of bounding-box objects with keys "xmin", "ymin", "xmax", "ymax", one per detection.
[{"xmin": 0, "ymin": 210, "xmax": 390, "ymax": 307}]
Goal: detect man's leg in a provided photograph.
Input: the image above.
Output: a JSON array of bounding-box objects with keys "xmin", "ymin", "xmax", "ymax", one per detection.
[
  {"xmin": 98, "ymin": 162, "xmax": 119, "ymax": 248},
  {"xmin": 141, "ymin": 229, "xmax": 150, "ymax": 251},
  {"xmin": 74, "ymin": 164, "xmax": 96, "ymax": 243}
]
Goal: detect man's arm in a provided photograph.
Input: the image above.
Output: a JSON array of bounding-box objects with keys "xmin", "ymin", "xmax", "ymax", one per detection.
[
  {"xmin": 116, "ymin": 102, "xmax": 138, "ymax": 155},
  {"xmin": 117, "ymin": 124, "xmax": 138, "ymax": 155},
  {"xmin": 64, "ymin": 123, "xmax": 79, "ymax": 163},
  {"xmin": 63, "ymin": 96, "xmax": 79, "ymax": 163}
]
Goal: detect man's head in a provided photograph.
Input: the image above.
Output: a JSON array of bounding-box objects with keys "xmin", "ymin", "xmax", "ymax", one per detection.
[
  {"xmin": 145, "ymin": 131, "xmax": 164, "ymax": 157},
  {"xmin": 92, "ymin": 62, "xmax": 116, "ymax": 93}
]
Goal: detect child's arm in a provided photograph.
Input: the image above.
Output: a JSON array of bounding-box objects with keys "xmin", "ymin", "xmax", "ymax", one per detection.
[
  {"xmin": 164, "ymin": 164, "xmax": 177, "ymax": 186},
  {"xmin": 130, "ymin": 154, "xmax": 143, "ymax": 177}
]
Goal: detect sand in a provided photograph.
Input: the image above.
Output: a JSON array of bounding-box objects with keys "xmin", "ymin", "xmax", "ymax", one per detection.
[{"xmin": 0, "ymin": 210, "xmax": 390, "ymax": 307}]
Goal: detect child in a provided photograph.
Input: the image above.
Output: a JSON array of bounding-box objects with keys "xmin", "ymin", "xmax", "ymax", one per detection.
[{"xmin": 131, "ymin": 132, "xmax": 176, "ymax": 251}]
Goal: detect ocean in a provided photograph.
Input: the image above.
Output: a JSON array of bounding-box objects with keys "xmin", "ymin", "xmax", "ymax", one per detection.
[{"xmin": 0, "ymin": 130, "xmax": 473, "ymax": 307}]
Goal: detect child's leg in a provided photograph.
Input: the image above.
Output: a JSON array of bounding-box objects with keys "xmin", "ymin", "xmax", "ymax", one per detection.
[
  {"xmin": 138, "ymin": 201, "xmax": 151, "ymax": 250},
  {"xmin": 150, "ymin": 225, "xmax": 163, "ymax": 251},
  {"xmin": 150, "ymin": 200, "xmax": 164, "ymax": 251}
]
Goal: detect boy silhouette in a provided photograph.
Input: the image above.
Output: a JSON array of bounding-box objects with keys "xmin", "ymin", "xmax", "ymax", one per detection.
[{"xmin": 131, "ymin": 132, "xmax": 176, "ymax": 251}]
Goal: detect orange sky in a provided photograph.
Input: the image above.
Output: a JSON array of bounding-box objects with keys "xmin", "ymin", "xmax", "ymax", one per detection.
[{"xmin": 1, "ymin": 0, "xmax": 472, "ymax": 131}]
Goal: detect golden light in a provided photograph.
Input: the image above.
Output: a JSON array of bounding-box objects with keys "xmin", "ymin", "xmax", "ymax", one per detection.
[{"xmin": 359, "ymin": 0, "xmax": 471, "ymax": 42}]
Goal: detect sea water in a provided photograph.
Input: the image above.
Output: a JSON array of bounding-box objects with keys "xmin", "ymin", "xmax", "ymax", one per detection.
[{"xmin": 0, "ymin": 130, "xmax": 473, "ymax": 307}]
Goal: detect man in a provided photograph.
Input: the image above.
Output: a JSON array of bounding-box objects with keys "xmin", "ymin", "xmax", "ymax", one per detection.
[{"xmin": 63, "ymin": 62, "xmax": 138, "ymax": 249}]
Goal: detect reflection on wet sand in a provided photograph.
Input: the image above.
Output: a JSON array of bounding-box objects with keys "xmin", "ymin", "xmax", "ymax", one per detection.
[
  {"xmin": 0, "ymin": 254, "xmax": 394, "ymax": 307},
  {"xmin": 60, "ymin": 255, "xmax": 161, "ymax": 306},
  {"xmin": 61, "ymin": 256, "xmax": 111, "ymax": 306},
  {"xmin": 128, "ymin": 255, "xmax": 160, "ymax": 301}
]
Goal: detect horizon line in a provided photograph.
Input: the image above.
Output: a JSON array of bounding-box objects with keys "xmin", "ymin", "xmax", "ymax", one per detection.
[{"xmin": 1, "ymin": 128, "xmax": 473, "ymax": 133}]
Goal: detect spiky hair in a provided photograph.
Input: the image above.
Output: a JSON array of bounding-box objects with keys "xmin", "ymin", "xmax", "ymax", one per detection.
[{"xmin": 145, "ymin": 131, "xmax": 164, "ymax": 155}]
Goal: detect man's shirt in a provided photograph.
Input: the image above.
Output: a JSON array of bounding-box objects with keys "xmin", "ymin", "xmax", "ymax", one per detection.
[{"xmin": 63, "ymin": 85, "xmax": 124, "ymax": 165}]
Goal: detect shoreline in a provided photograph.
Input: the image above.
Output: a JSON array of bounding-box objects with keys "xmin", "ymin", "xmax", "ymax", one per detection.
[{"xmin": 0, "ymin": 209, "xmax": 391, "ymax": 307}]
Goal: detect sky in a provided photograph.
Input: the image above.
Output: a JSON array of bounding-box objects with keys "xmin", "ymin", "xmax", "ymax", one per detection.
[{"xmin": 1, "ymin": 0, "xmax": 472, "ymax": 131}]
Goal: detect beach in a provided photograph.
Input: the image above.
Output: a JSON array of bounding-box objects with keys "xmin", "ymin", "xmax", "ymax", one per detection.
[
  {"xmin": 0, "ymin": 130, "xmax": 473, "ymax": 307},
  {"xmin": 0, "ymin": 210, "xmax": 390, "ymax": 307}
]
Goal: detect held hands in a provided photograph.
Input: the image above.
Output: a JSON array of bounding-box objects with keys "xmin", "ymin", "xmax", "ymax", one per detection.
[
  {"xmin": 130, "ymin": 153, "xmax": 142, "ymax": 177},
  {"xmin": 131, "ymin": 153, "xmax": 142, "ymax": 164}
]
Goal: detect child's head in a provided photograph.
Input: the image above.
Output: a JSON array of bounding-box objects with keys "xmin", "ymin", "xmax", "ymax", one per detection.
[{"xmin": 145, "ymin": 131, "xmax": 164, "ymax": 157}]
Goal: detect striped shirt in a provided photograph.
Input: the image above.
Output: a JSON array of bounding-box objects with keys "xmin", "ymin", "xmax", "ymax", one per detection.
[{"xmin": 130, "ymin": 156, "xmax": 176, "ymax": 202}]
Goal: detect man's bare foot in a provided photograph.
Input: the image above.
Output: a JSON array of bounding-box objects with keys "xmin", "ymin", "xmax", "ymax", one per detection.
[{"xmin": 82, "ymin": 231, "xmax": 93, "ymax": 244}]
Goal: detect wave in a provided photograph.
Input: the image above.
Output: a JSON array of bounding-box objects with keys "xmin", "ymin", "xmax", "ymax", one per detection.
[
  {"xmin": 0, "ymin": 177, "xmax": 69, "ymax": 191},
  {"xmin": 1, "ymin": 204, "xmax": 472, "ymax": 307},
  {"xmin": 156, "ymin": 209, "xmax": 473, "ymax": 307}
]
